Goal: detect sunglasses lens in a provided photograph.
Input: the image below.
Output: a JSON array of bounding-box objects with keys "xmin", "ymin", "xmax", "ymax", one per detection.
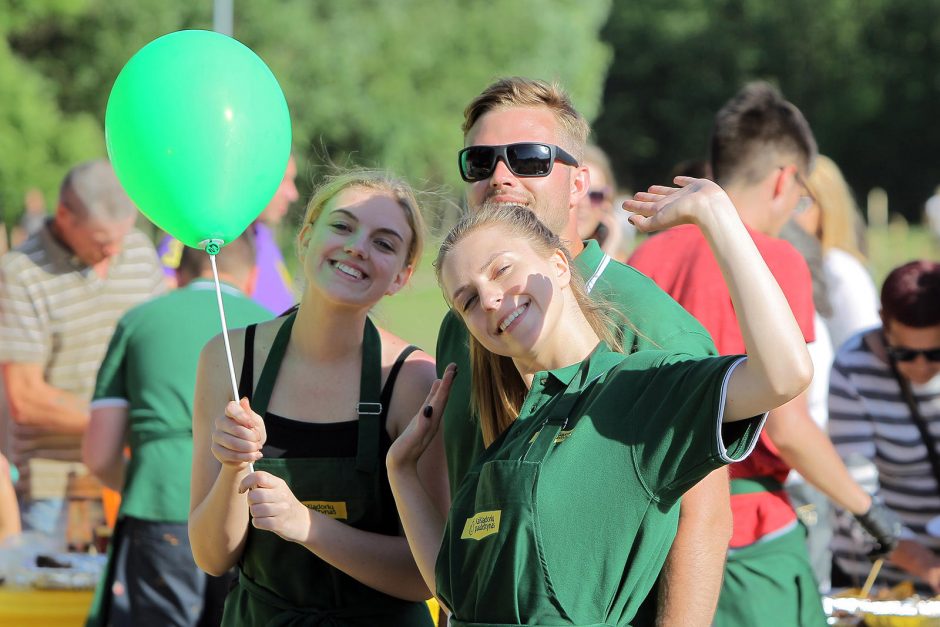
[
  {"xmin": 888, "ymin": 346, "xmax": 940, "ymax": 362},
  {"xmin": 506, "ymin": 143, "xmax": 553, "ymax": 176},
  {"xmin": 891, "ymin": 348, "xmax": 918, "ymax": 362},
  {"xmin": 589, "ymin": 190, "xmax": 607, "ymax": 204},
  {"xmin": 460, "ymin": 147, "xmax": 496, "ymax": 181}
]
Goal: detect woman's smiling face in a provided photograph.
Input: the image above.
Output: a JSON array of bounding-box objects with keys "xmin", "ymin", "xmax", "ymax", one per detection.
[
  {"xmin": 300, "ymin": 186, "xmax": 414, "ymax": 307},
  {"xmin": 441, "ymin": 224, "xmax": 569, "ymax": 359}
]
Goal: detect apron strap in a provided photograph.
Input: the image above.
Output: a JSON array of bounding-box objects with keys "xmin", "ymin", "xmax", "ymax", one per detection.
[
  {"xmin": 251, "ymin": 313, "xmax": 297, "ymax": 417},
  {"xmin": 250, "ymin": 313, "xmax": 382, "ymax": 473},
  {"xmin": 355, "ymin": 318, "xmax": 383, "ymax": 473}
]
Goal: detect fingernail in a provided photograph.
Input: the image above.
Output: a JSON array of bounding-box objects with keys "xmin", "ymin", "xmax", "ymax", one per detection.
[{"xmin": 423, "ymin": 405, "xmax": 433, "ymax": 418}]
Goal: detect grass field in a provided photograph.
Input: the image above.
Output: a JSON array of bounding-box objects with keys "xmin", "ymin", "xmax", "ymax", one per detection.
[{"xmin": 369, "ymin": 225, "xmax": 939, "ymax": 358}]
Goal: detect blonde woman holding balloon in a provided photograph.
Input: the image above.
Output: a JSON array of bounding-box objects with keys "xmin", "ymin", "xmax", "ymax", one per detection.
[{"xmin": 189, "ymin": 171, "xmax": 446, "ymax": 626}]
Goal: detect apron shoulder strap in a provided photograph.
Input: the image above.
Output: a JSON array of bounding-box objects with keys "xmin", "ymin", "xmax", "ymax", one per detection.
[
  {"xmin": 356, "ymin": 318, "xmax": 384, "ymax": 472},
  {"xmin": 252, "ymin": 314, "xmax": 296, "ymax": 417},
  {"xmin": 238, "ymin": 323, "xmax": 258, "ymax": 401}
]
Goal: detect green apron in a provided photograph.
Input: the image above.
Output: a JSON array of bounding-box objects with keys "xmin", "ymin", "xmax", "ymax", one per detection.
[
  {"xmin": 437, "ymin": 362, "xmax": 612, "ymax": 627},
  {"xmin": 221, "ymin": 313, "xmax": 433, "ymax": 626},
  {"xmin": 714, "ymin": 523, "xmax": 826, "ymax": 627}
]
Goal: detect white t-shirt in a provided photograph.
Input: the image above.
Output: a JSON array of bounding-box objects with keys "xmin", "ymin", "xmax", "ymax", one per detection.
[{"xmin": 822, "ymin": 248, "xmax": 880, "ymax": 351}]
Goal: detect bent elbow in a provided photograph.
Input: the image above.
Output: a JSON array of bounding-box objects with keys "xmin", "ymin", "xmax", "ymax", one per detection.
[{"xmin": 771, "ymin": 347, "xmax": 814, "ymax": 405}]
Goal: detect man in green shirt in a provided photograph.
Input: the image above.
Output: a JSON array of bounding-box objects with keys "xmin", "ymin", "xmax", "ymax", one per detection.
[
  {"xmin": 438, "ymin": 77, "xmax": 726, "ymax": 625},
  {"xmin": 82, "ymin": 233, "xmax": 272, "ymax": 627}
]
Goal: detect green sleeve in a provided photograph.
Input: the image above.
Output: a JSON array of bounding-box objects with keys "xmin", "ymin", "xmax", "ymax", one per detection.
[
  {"xmin": 92, "ymin": 317, "xmax": 131, "ymax": 402},
  {"xmin": 597, "ymin": 265, "xmax": 716, "ymax": 357},
  {"xmin": 619, "ymin": 353, "xmax": 764, "ymax": 502}
]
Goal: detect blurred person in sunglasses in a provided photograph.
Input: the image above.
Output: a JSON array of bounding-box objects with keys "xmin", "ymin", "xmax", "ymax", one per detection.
[
  {"xmin": 630, "ymin": 82, "xmax": 898, "ymax": 626},
  {"xmin": 574, "ymin": 144, "xmax": 631, "ymax": 263},
  {"xmin": 441, "ymin": 76, "xmax": 728, "ymax": 626},
  {"xmin": 829, "ymin": 260, "xmax": 940, "ymax": 594}
]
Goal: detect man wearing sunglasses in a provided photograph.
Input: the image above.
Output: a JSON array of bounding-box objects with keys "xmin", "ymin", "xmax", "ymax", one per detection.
[
  {"xmin": 829, "ymin": 260, "xmax": 940, "ymax": 595},
  {"xmin": 630, "ymin": 82, "xmax": 899, "ymax": 626},
  {"xmin": 438, "ymin": 76, "xmax": 729, "ymax": 626}
]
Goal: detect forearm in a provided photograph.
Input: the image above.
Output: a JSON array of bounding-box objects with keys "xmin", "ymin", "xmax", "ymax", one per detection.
[
  {"xmin": 7, "ymin": 381, "xmax": 89, "ymax": 433},
  {"xmin": 768, "ymin": 403, "xmax": 871, "ymax": 515},
  {"xmin": 697, "ymin": 203, "xmax": 813, "ymax": 412},
  {"xmin": 388, "ymin": 466, "xmax": 447, "ymax": 598},
  {"xmin": 657, "ymin": 469, "xmax": 730, "ymax": 626},
  {"xmin": 299, "ymin": 512, "xmax": 432, "ymax": 601},
  {"xmin": 189, "ymin": 464, "xmax": 251, "ymax": 576},
  {"xmin": 0, "ymin": 458, "xmax": 20, "ymax": 541},
  {"xmin": 91, "ymin": 458, "xmax": 125, "ymax": 492}
]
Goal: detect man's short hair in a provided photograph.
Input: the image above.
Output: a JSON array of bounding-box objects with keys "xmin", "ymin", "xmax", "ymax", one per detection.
[
  {"xmin": 462, "ymin": 77, "xmax": 590, "ymax": 160},
  {"xmin": 177, "ymin": 228, "xmax": 257, "ymax": 281},
  {"xmin": 60, "ymin": 159, "xmax": 137, "ymax": 222},
  {"xmin": 710, "ymin": 82, "xmax": 818, "ymax": 186}
]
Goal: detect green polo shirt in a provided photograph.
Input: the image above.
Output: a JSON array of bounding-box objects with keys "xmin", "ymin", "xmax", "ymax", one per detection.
[
  {"xmin": 437, "ymin": 239, "xmax": 717, "ymax": 492},
  {"xmin": 437, "ymin": 346, "xmax": 764, "ymax": 625},
  {"xmin": 92, "ymin": 279, "xmax": 272, "ymax": 522}
]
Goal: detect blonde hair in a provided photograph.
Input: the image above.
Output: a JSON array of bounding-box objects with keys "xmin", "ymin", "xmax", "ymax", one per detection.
[
  {"xmin": 299, "ymin": 169, "xmax": 425, "ymax": 269},
  {"xmin": 462, "ymin": 77, "xmax": 590, "ymax": 161},
  {"xmin": 806, "ymin": 155, "xmax": 867, "ymax": 262},
  {"xmin": 434, "ymin": 205, "xmax": 622, "ymax": 446}
]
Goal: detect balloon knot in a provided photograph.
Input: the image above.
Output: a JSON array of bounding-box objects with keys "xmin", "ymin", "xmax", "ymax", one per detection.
[{"xmin": 201, "ymin": 239, "xmax": 223, "ymax": 255}]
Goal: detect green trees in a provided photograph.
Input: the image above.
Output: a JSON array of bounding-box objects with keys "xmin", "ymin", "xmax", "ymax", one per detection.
[
  {"xmin": 595, "ymin": 0, "xmax": 940, "ymax": 222},
  {"xmin": 0, "ymin": 0, "xmax": 611, "ymax": 234}
]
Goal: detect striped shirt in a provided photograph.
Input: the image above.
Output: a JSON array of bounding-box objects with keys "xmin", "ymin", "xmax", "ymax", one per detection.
[
  {"xmin": 0, "ymin": 222, "xmax": 166, "ymax": 495},
  {"xmin": 829, "ymin": 329, "xmax": 940, "ymax": 590}
]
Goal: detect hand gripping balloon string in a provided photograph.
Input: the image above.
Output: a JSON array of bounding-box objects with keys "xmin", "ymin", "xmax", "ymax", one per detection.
[{"xmin": 204, "ymin": 239, "xmax": 255, "ymax": 473}]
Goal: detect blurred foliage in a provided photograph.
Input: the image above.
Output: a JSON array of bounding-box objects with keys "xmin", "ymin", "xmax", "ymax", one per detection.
[
  {"xmin": 0, "ymin": 0, "xmax": 611, "ymax": 237},
  {"xmin": 595, "ymin": 0, "xmax": 940, "ymax": 223}
]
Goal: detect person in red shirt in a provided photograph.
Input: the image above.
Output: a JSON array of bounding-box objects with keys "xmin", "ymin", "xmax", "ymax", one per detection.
[{"xmin": 629, "ymin": 82, "xmax": 898, "ymax": 626}]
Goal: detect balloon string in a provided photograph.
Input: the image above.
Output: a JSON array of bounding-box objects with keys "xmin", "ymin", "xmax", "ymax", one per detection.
[
  {"xmin": 209, "ymin": 253, "xmax": 253, "ymax": 474},
  {"xmin": 210, "ymin": 254, "xmax": 240, "ymax": 401}
]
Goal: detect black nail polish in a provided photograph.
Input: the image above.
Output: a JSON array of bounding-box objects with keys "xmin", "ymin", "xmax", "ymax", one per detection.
[{"xmin": 423, "ymin": 405, "xmax": 433, "ymax": 418}]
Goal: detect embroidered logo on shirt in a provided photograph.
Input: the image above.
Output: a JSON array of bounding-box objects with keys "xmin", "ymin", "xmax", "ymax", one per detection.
[
  {"xmin": 461, "ymin": 510, "xmax": 501, "ymax": 541},
  {"xmin": 528, "ymin": 429, "xmax": 574, "ymax": 444},
  {"xmin": 301, "ymin": 500, "xmax": 348, "ymax": 520}
]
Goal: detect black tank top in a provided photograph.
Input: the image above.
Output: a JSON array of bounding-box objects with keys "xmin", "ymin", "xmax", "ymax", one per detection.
[{"xmin": 237, "ymin": 322, "xmax": 419, "ymax": 460}]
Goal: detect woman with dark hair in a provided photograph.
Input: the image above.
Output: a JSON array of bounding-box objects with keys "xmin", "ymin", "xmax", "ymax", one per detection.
[
  {"xmin": 385, "ymin": 178, "xmax": 829, "ymax": 626},
  {"xmin": 829, "ymin": 260, "xmax": 940, "ymax": 592}
]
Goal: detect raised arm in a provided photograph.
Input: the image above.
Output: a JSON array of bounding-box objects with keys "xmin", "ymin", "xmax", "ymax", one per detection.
[
  {"xmin": 625, "ymin": 177, "xmax": 813, "ymax": 421},
  {"xmin": 386, "ymin": 363, "xmax": 457, "ymax": 600},
  {"xmin": 189, "ymin": 333, "xmax": 260, "ymax": 576}
]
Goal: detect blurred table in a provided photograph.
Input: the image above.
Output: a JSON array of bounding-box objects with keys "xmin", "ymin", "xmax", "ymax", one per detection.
[{"xmin": 0, "ymin": 587, "xmax": 93, "ymax": 626}]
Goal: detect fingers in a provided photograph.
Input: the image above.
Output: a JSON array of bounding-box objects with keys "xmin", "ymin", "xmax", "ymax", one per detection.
[{"xmin": 238, "ymin": 470, "xmax": 281, "ymax": 494}]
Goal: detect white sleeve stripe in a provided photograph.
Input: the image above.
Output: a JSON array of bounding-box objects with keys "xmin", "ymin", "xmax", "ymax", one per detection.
[
  {"xmin": 716, "ymin": 356, "xmax": 767, "ymax": 463},
  {"xmin": 90, "ymin": 398, "xmax": 130, "ymax": 410}
]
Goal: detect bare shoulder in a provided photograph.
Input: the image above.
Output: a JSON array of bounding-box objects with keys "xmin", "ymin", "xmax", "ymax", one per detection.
[
  {"xmin": 377, "ymin": 327, "xmax": 436, "ymax": 437},
  {"xmin": 201, "ymin": 316, "xmax": 284, "ymax": 365}
]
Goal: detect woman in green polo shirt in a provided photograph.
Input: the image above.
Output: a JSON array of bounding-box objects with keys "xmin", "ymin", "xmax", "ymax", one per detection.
[
  {"xmin": 189, "ymin": 171, "xmax": 447, "ymax": 626},
  {"xmin": 387, "ymin": 177, "xmax": 814, "ymax": 627}
]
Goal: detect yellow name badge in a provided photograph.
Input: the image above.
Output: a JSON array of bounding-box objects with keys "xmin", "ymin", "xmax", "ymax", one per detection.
[
  {"xmin": 461, "ymin": 510, "xmax": 501, "ymax": 541},
  {"xmin": 301, "ymin": 501, "xmax": 348, "ymax": 520}
]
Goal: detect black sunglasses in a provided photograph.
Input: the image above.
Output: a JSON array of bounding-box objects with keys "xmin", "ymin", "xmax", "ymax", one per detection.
[
  {"xmin": 887, "ymin": 345, "xmax": 940, "ymax": 363},
  {"xmin": 458, "ymin": 142, "xmax": 580, "ymax": 182}
]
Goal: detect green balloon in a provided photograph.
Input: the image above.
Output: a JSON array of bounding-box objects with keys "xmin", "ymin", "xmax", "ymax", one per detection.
[{"xmin": 106, "ymin": 30, "xmax": 291, "ymax": 249}]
